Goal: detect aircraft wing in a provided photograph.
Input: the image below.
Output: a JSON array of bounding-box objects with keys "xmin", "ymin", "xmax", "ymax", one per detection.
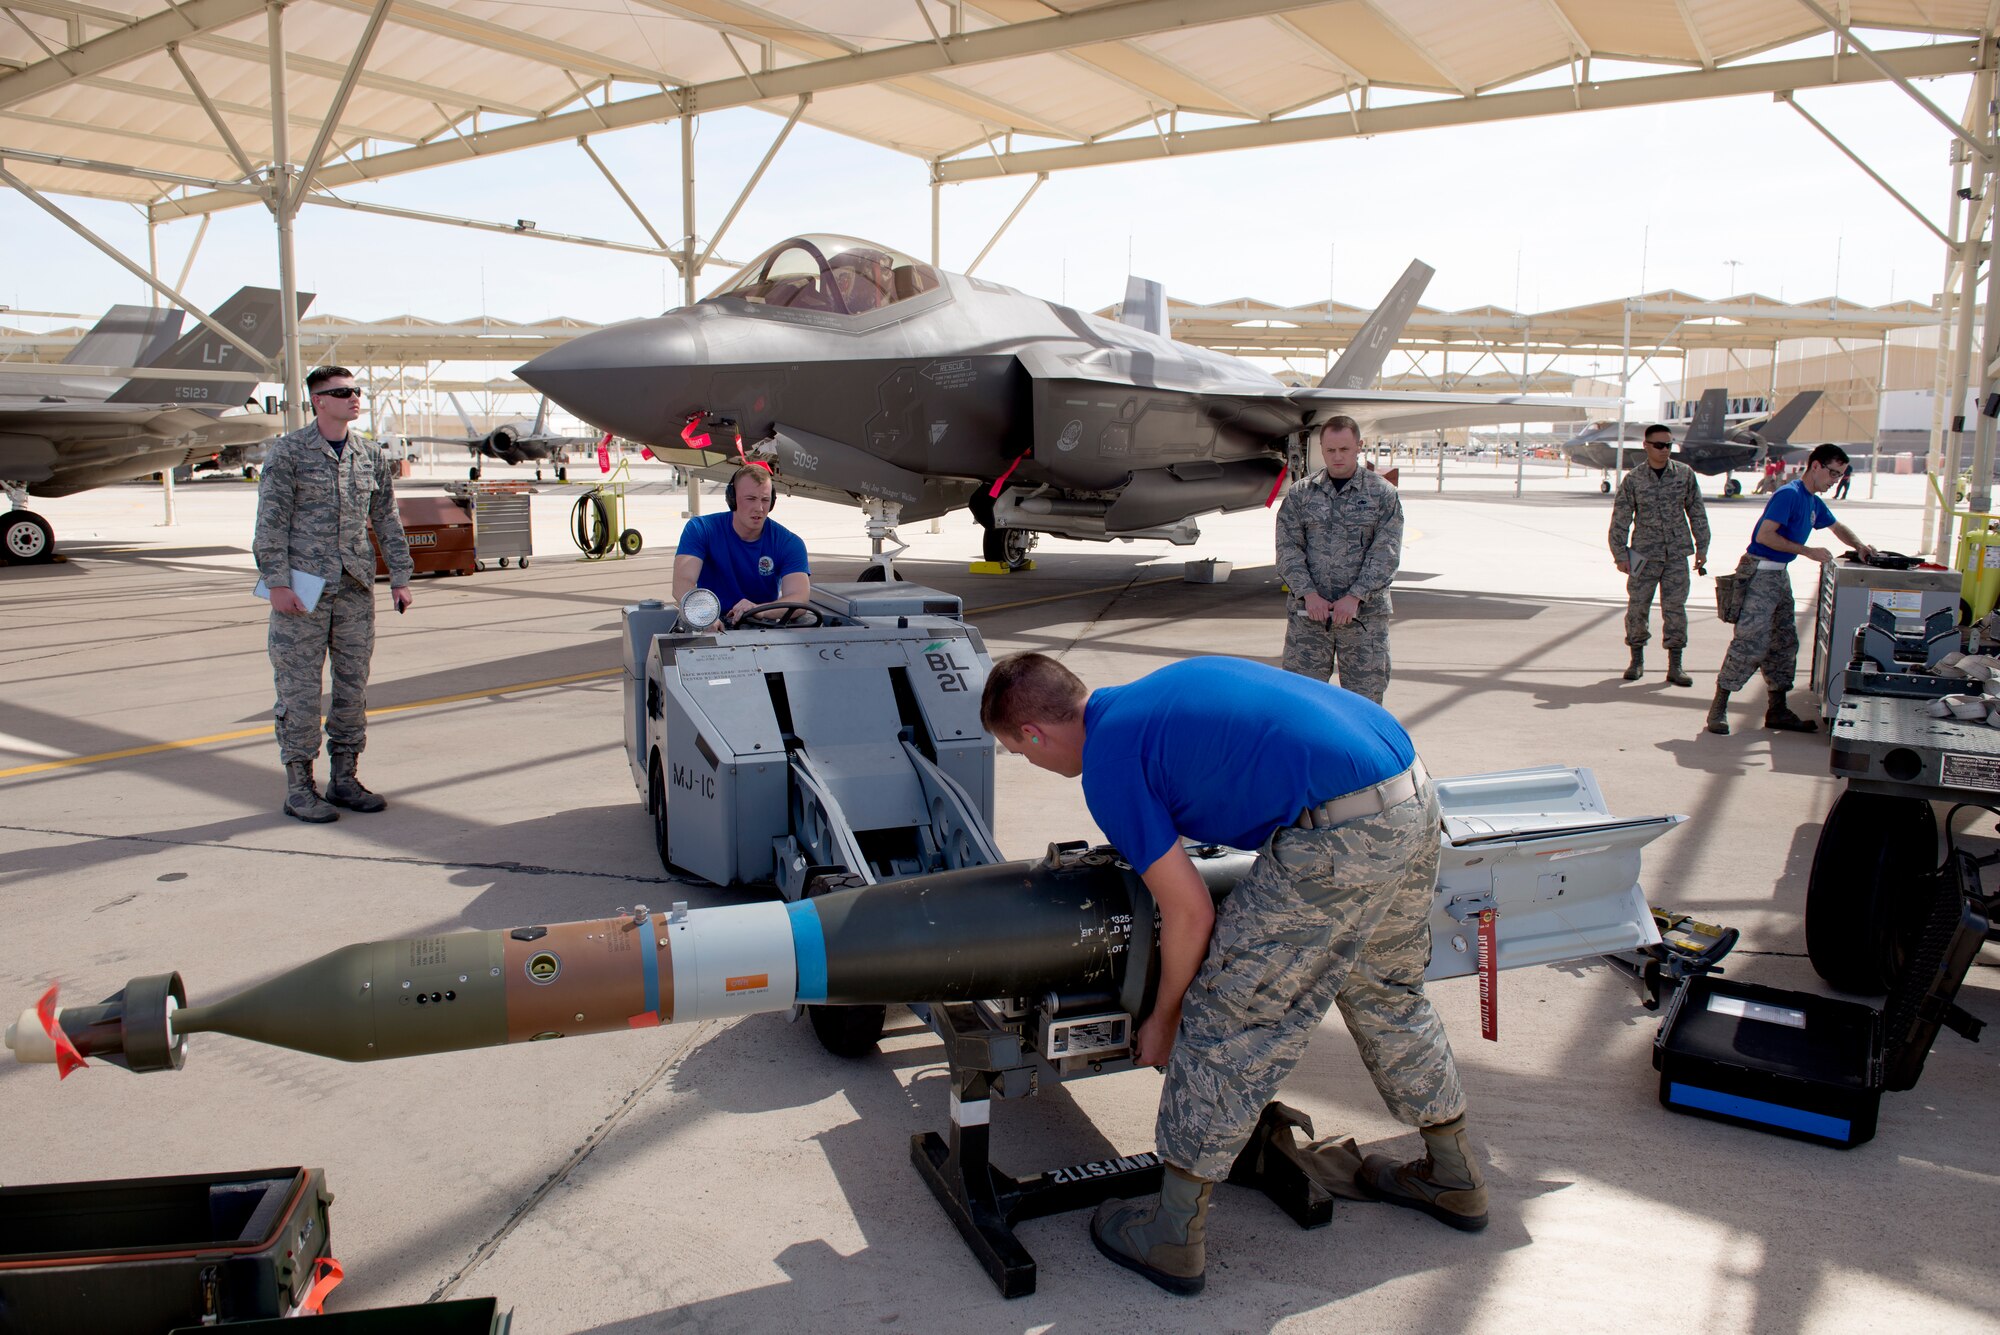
[
  {"xmin": 0, "ymin": 403, "xmax": 282, "ymax": 490},
  {"xmin": 1288, "ymin": 387, "xmax": 1619, "ymax": 436},
  {"xmin": 404, "ymin": 434, "xmax": 478, "ymax": 445}
]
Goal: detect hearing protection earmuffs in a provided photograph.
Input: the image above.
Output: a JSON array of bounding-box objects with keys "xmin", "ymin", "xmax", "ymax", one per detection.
[{"xmin": 725, "ymin": 462, "xmax": 777, "ymax": 512}]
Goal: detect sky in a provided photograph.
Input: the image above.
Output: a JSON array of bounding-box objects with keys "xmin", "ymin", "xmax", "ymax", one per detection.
[{"xmin": 0, "ymin": 29, "xmax": 1977, "ymax": 415}]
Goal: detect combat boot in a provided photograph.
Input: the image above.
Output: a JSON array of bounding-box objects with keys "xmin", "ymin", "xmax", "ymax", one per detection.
[
  {"xmin": 324, "ymin": 750, "xmax": 387, "ymax": 812},
  {"xmin": 1357, "ymin": 1115, "xmax": 1488, "ymax": 1233},
  {"xmin": 1090, "ymin": 1164, "xmax": 1212, "ymax": 1295},
  {"xmin": 1622, "ymin": 646, "xmax": 1645, "ymax": 681},
  {"xmin": 1705, "ymin": 688, "xmax": 1731, "ymax": 735},
  {"xmin": 283, "ymin": 761, "xmax": 338, "ymax": 824},
  {"xmin": 1764, "ymin": 691, "xmax": 1819, "ymax": 733},
  {"xmin": 1665, "ymin": 651, "xmax": 1693, "ymax": 687}
]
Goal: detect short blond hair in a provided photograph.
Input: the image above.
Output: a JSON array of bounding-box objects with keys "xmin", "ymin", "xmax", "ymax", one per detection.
[{"xmin": 981, "ymin": 652, "xmax": 1085, "ymax": 734}]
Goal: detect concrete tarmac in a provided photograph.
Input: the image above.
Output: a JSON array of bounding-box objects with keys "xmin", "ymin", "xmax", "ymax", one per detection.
[{"xmin": 0, "ymin": 462, "xmax": 1993, "ymax": 1334}]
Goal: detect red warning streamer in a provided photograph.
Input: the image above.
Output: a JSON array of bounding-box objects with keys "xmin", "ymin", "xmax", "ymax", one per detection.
[
  {"xmin": 36, "ymin": 983, "xmax": 88, "ymax": 1078},
  {"xmin": 300, "ymin": 1257, "xmax": 345, "ymax": 1316},
  {"xmin": 1263, "ymin": 463, "xmax": 1290, "ymax": 508},
  {"xmin": 596, "ymin": 432, "xmax": 613, "ymax": 473},
  {"xmin": 1476, "ymin": 909, "xmax": 1498, "ymax": 1042}
]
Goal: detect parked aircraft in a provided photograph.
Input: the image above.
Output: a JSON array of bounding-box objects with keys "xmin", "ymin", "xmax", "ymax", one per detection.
[
  {"xmin": 0, "ymin": 288, "xmax": 306, "ymax": 563},
  {"xmin": 403, "ymin": 393, "xmax": 594, "ymax": 479},
  {"xmin": 1562, "ymin": 388, "xmax": 1823, "ymax": 495},
  {"xmin": 518, "ymin": 234, "xmax": 1605, "ymax": 569}
]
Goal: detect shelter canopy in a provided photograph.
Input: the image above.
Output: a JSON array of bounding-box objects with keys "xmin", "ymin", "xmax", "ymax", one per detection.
[{"xmin": 0, "ymin": 0, "xmax": 1992, "ymax": 214}]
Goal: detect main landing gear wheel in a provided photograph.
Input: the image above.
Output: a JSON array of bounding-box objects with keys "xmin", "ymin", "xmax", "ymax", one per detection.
[
  {"xmin": 2, "ymin": 510, "xmax": 54, "ymax": 564},
  {"xmin": 1805, "ymin": 790, "xmax": 1938, "ymax": 994},
  {"xmin": 619, "ymin": 529, "xmax": 644, "ymax": 556},
  {"xmin": 1725, "ymin": 477, "xmax": 1743, "ymax": 497},
  {"xmin": 556, "ymin": 466, "xmax": 568, "ymax": 482},
  {"xmin": 1600, "ymin": 480, "xmax": 1611, "ymax": 494}
]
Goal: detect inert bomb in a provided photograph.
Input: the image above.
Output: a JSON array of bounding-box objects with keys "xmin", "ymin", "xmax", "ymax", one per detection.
[{"xmin": 6, "ymin": 846, "xmax": 1206, "ymax": 1072}]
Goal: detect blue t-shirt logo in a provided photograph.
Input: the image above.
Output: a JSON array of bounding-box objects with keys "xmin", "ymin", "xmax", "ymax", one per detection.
[{"xmin": 758, "ymin": 556, "xmax": 774, "ymax": 576}]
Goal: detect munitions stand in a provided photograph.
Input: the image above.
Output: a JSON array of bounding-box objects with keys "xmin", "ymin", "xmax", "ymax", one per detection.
[
  {"xmin": 911, "ymin": 1000, "xmax": 1329, "ymax": 1299},
  {"xmin": 1810, "ymin": 559, "xmax": 1961, "ymax": 718}
]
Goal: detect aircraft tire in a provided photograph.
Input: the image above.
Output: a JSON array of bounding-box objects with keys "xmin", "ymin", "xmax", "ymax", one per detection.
[
  {"xmin": 981, "ymin": 524, "xmax": 1007, "ymax": 563},
  {"xmin": 2, "ymin": 510, "xmax": 54, "ymax": 564},
  {"xmin": 1725, "ymin": 477, "xmax": 1742, "ymax": 497},
  {"xmin": 619, "ymin": 528, "xmax": 644, "ymax": 556},
  {"xmin": 1805, "ymin": 790, "xmax": 1937, "ymax": 994},
  {"xmin": 1599, "ymin": 480, "xmax": 1610, "ymax": 494},
  {"xmin": 556, "ymin": 466, "xmax": 568, "ymax": 482},
  {"xmin": 1002, "ymin": 529, "xmax": 1034, "ymax": 571}
]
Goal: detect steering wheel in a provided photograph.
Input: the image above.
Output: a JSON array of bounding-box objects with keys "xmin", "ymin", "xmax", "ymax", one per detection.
[
  {"xmin": 732, "ymin": 601, "xmax": 869, "ymax": 628},
  {"xmin": 734, "ymin": 602, "xmax": 825, "ymax": 628}
]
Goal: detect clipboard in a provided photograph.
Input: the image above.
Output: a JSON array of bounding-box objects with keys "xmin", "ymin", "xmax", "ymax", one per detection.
[{"xmin": 254, "ymin": 569, "xmax": 327, "ymax": 612}]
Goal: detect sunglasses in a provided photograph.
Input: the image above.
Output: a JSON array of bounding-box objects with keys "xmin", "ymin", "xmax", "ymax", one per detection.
[
  {"xmin": 313, "ymin": 386, "xmax": 363, "ymax": 399},
  {"xmin": 1645, "ymin": 439, "xmax": 1672, "ymax": 449}
]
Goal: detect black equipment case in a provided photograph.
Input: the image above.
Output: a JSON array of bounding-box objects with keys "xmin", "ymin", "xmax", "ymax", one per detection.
[
  {"xmin": 1655, "ymin": 851, "xmax": 1989, "ymax": 1148},
  {"xmin": 0, "ymin": 1166, "xmax": 333, "ymax": 1334}
]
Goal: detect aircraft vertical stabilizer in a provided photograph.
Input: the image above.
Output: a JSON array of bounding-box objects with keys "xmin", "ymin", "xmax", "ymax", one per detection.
[
  {"xmin": 104, "ymin": 288, "xmax": 310, "ymax": 406},
  {"xmin": 1684, "ymin": 388, "xmax": 1729, "ymax": 445},
  {"xmin": 1318, "ymin": 259, "xmax": 1434, "ymax": 390},
  {"xmin": 449, "ymin": 392, "xmax": 479, "ymax": 436},
  {"xmin": 1757, "ymin": 390, "xmax": 1822, "ymax": 445},
  {"xmin": 1118, "ymin": 277, "xmax": 1168, "ymax": 336},
  {"xmin": 65, "ymin": 305, "xmax": 185, "ymax": 369},
  {"xmin": 531, "ymin": 395, "xmax": 550, "ymax": 435}
]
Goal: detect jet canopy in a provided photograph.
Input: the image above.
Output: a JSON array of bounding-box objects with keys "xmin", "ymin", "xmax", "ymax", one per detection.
[{"xmin": 710, "ymin": 235, "xmax": 942, "ymax": 316}]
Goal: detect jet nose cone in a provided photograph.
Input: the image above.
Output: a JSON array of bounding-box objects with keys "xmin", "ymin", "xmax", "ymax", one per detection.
[{"xmin": 518, "ymin": 316, "xmax": 702, "ymax": 445}]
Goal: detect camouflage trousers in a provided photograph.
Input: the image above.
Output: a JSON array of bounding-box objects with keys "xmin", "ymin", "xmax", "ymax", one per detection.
[
  {"xmin": 1281, "ymin": 611, "xmax": 1390, "ymax": 703},
  {"xmin": 1156, "ymin": 778, "xmax": 1466, "ymax": 1182},
  {"xmin": 1624, "ymin": 550, "xmax": 1692, "ymax": 650},
  {"xmin": 1717, "ymin": 557, "xmax": 1799, "ymax": 693},
  {"xmin": 269, "ymin": 573, "xmax": 377, "ymax": 765}
]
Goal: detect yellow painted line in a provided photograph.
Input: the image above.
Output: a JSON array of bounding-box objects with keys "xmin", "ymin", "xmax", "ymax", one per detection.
[{"xmin": 0, "ymin": 667, "xmax": 619, "ymax": 780}]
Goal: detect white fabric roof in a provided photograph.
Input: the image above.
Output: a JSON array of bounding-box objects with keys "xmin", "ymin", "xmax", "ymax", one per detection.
[{"xmin": 0, "ymin": 0, "xmax": 1992, "ymax": 211}]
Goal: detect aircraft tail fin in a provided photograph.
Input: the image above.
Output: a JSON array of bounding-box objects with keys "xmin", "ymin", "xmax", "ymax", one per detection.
[
  {"xmin": 1758, "ymin": 390, "xmax": 1822, "ymax": 444},
  {"xmin": 105, "ymin": 287, "xmax": 311, "ymax": 406},
  {"xmin": 64, "ymin": 304, "xmax": 185, "ymax": 368},
  {"xmin": 532, "ymin": 395, "xmax": 550, "ymax": 436},
  {"xmin": 448, "ymin": 392, "xmax": 479, "ymax": 436},
  {"xmin": 1118, "ymin": 276, "xmax": 1169, "ymax": 337},
  {"xmin": 1684, "ymin": 388, "xmax": 1728, "ymax": 445},
  {"xmin": 1319, "ymin": 258, "xmax": 1434, "ymax": 390}
]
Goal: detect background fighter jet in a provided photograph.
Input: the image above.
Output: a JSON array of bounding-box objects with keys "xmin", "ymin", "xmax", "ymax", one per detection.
[
  {"xmin": 0, "ymin": 287, "xmax": 305, "ymax": 564},
  {"xmin": 403, "ymin": 392, "xmax": 596, "ymax": 479},
  {"xmin": 1561, "ymin": 387, "xmax": 1823, "ymax": 495},
  {"xmin": 519, "ymin": 235, "xmax": 1607, "ymax": 569}
]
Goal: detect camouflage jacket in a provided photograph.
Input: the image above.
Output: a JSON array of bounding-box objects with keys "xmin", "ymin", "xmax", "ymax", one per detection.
[
  {"xmin": 253, "ymin": 421, "xmax": 412, "ymax": 589},
  {"xmin": 1274, "ymin": 467, "xmax": 1403, "ymax": 615},
  {"xmin": 1609, "ymin": 459, "xmax": 1710, "ymax": 563}
]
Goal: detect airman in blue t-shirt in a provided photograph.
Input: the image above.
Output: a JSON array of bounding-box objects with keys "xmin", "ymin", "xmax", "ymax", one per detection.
[
  {"xmin": 981, "ymin": 652, "xmax": 1481, "ymax": 1296},
  {"xmin": 1707, "ymin": 443, "xmax": 1875, "ymax": 734},
  {"xmin": 672, "ymin": 464, "xmax": 810, "ymax": 626}
]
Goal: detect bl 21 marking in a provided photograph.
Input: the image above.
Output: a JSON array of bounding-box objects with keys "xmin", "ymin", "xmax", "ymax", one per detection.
[{"xmin": 926, "ymin": 649, "xmax": 973, "ymax": 693}]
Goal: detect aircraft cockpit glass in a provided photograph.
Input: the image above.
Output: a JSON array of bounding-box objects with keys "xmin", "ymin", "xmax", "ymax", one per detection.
[{"xmin": 711, "ymin": 235, "xmax": 941, "ymax": 316}]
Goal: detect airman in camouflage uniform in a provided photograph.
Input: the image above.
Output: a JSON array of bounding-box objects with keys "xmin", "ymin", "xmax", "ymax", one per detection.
[
  {"xmin": 252, "ymin": 367, "xmax": 412, "ymax": 821},
  {"xmin": 1276, "ymin": 418, "xmax": 1402, "ymax": 703},
  {"xmin": 1609, "ymin": 426, "xmax": 1710, "ymax": 686},
  {"xmin": 980, "ymin": 653, "xmax": 1482, "ymax": 1297}
]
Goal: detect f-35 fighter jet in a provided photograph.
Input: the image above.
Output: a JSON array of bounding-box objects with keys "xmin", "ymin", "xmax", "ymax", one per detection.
[
  {"xmin": 402, "ymin": 392, "xmax": 597, "ymax": 479},
  {"xmin": 518, "ymin": 235, "xmax": 1604, "ymax": 568}
]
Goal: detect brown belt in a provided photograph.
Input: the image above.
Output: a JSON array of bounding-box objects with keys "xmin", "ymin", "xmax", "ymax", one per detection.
[{"xmin": 1294, "ymin": 759, "xmax": 1427, "ymax": 830}]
